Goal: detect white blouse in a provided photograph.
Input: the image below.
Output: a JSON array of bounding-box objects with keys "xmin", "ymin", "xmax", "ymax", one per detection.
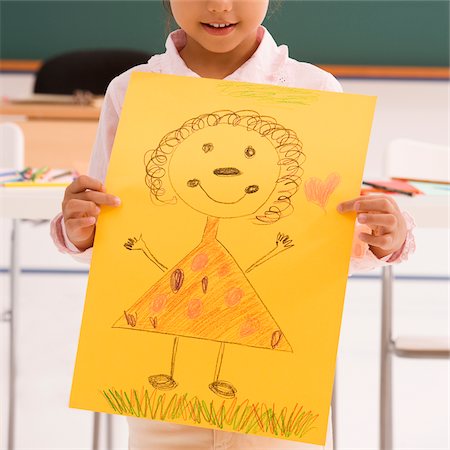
[{"xmin": 50, "ymin": 26, "xmax": 415, "ymax": 450}]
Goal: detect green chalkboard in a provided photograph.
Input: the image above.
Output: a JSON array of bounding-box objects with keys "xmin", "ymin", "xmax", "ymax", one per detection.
[{"xmin": 1, "ymin": 1, "xmax": 448, "ymax": 66}]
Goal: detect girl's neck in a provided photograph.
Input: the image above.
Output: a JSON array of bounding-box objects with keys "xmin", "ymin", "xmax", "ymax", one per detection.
[{"xmin": 179, "ymin": 31, "xmax": 260, "ymax": 79}]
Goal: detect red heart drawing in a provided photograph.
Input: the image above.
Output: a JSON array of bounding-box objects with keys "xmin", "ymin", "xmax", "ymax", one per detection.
[{"xmin": 304, "ymin": 172, "xmax": 341, "ymax": 209}]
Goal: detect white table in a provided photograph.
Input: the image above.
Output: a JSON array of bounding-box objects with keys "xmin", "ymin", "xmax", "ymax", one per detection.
[
  {"xmin": 394, "ymin": 194, "xmax": 449, "ymax": 228},
  {"xmin": 0, "ymin": 186, "xmax": 110, "ymax": 450},
  {"xmin": 0, "ymin": 186, "xmax": 65, "ymax": 219}
]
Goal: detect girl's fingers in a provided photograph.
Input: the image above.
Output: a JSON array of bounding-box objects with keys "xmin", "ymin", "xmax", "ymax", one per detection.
[
  {"xmin": 63, "ymin": 191, "xmax": 120, "ymax": 215},
  {"xmin": 354, "ymin": 197, "xmax": 396, "ymax": 214},
  {"xmin": 66, "ymin": 175, "xmax": 105, "ymax": 195},
  {"xmin": 63, "ymin": 198, "xmax": 100, "ymax": 219},
  {"xmin": 79, "ymin": 190, "xmax": 121, "ymax": 207},
  {"xmin": 338, "ymin": 195, "xmax": 397, "ymax": 214},
  {"xmin": 358, "ymin": 213, "xmax": 397, "ymax": 229},
  {"xmin": 340, "ymin": 195, "xmax": 406, "ymax": 256},
  {"xmin": 359, "ymin": 231, "xmax": 393, "ymax": 249},
  {"xmin": 62, "ymin": 174, "xmax": 122, "ymax": 250},
  {"xmin": 65, "ymin": 217, "xmax": 96, "ymax": 243},
  {"xmin": 64, "ymin": 189, "xmax": 120, "ymax": 207},
  {"xmin": 63, "ymin": 175, "xmax": 121, "ymax": 206},
  {"xmin": 66, "ymin": 216, "xmax": 96, "ymax": 231},
  {"xmin": 91, "ymin": 191, "xmax": 121, "ymax": 206}
]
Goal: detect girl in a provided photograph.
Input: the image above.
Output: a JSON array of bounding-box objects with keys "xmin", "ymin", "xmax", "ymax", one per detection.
[{"xmin": 51, "ymin": 1, "xmax": 415, "ymax": 448}]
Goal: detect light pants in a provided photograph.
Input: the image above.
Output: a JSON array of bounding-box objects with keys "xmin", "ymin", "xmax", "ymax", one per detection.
[{"xmin": 128, "ymin": 413, "xmax": 333, "ymax": 450}]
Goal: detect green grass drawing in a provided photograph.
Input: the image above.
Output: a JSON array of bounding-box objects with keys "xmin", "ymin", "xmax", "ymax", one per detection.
[{"xmin": 102, "ymin": 387, "xmax": 319, "ymax": 439}]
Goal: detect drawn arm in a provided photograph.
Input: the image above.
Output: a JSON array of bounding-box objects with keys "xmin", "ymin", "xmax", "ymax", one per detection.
[
  {"xmin": 246, "ymin": 233, "xmax": 294, "ymax": 274},
  {"xmin": 123, "ymin": 234, "xmax": 167, "ymax": 272}
]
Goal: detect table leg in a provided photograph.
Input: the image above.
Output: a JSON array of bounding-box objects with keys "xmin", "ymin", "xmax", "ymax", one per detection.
[
  {"xmin": 106, "ymin": 414, "xmax": 113, "ymax": 449},
  {"xmin": 380, "ymin": 266, "xmax": 393, "ymax": 450},
  {"xmin": 7, "ymin": 219, "xmax": 20, "ymax": 450},
  {"xmin": 332, "ymin": 367, "xmax": 337, "ymax": 449},
  {"xmin": 93, "ymin": 412, "xmax": 100, "ymax": 450}
]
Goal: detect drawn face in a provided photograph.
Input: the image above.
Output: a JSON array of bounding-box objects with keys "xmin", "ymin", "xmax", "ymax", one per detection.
[
  {"xmin": 169, "ymin": 125, "xmax": 280, "ymax": 218},
  {"xmin": 169, "ymin": 0, "xmax": 269, "ymax": 55}
]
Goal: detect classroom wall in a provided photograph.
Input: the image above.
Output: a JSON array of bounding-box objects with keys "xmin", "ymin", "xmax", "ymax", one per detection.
[
  {"xmin": 340, "ymin": 79, "xmax": 449, "ymax": 178},
  {"xmin": 1, "ymin": 1, "xmax": 449, "ymax": 66},
  {"xmin": 1, "ymin": 73, "xmax": 448, "ymax": 180}
]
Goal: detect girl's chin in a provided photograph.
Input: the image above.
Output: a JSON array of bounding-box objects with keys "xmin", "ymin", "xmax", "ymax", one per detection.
[{"xmin": 196, "ymin": 38, "xmax": 243, "ymax": 55}]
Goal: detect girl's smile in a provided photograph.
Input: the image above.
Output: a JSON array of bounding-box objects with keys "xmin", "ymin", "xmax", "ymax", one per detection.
[
  {"xmin": 201, "ymin": 22, "xmax": 238, "ymax": 36},
  {"xmin": 170, "ymin": 0, "xmax": 269, "ymax": 78}
]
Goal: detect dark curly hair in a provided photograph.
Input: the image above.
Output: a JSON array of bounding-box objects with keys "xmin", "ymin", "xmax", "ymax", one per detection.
[{"xmin": 144, "ymin": 110, "xmax": 305, "ymax": 224}]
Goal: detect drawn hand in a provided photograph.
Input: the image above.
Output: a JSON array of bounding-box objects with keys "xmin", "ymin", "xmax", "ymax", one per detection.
[
  {"xmin": 337, "ymin": 195, "xmax": 407, "ymax": 259},
  {"xmin": 246, "ymin": 232, "xmax": 294, "ymax": 273},
  {"xmin": 276, "ymin": 233, "xmax": 294, "ymax": 249},
  {"xmin": 62, "ymin": 175, "xmax": 121, "ymax": 252},
  {"xmin": 123, "ymin": 234, "xmax": 166, "ymax": 270},
  {"xmin": 124, "ymin": 234, "xmax": 146, "ymax": 251}
]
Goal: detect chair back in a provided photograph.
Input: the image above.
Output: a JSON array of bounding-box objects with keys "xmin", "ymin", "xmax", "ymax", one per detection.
[
  {"xmin": 34, "ymin": 49, "xmax": 152, "ymax": 95},
  {"xmin": 385, "ymin": 138, "xmax": 450, "ymax": 183},
  {"xmin": 0, "ymin": 122, "xmax": 25, "ymax": 170}
]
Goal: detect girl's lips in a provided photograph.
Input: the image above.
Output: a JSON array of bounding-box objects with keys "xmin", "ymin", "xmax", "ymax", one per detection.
[{"xmin": 201, "ymin": 23, "xmax": 237, "ymax": 36}]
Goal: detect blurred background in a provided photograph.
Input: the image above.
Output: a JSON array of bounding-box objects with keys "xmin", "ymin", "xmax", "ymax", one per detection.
[{"xmin": 1, "ymin": 1, "xmax": 449, "ymax": 449}]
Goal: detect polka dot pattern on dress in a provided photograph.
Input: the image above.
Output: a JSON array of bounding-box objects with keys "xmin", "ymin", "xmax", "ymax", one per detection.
[
  {"xmin": 187, "ymin": 299, "xmax": 203, "ymax": 319},
  {"xmin": 191, "ymin": 253, "xmax": 208, "ymax": 271},
  {"xmin": 151, "ymin": 294, "xmax": 168, "ymax": 313},
  {"xmin": 225, "ymin": 287, "xmax": 244, "ymax": 307}
]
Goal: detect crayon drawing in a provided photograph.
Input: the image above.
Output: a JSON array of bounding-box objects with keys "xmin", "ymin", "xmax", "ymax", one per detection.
[
  {"xmin": 304, "ymin": 173, "xmax": 341, "ymax": 211},
  {"xmin": 115, "ymin": 110, "xmax": 301, "ymax": 399},
  {"xmin": 69, "ymin": 73, "xmax": 376, "ymax": 445}
]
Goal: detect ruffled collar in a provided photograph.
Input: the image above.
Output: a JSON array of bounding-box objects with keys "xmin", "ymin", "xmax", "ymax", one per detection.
[{"xmin": 161, "ymin": 26, "xmax": 288, "ymax": 83}]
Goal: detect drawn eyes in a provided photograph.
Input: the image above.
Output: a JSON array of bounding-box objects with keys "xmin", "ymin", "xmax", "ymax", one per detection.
[
  {"xmin": 202, "ymin": 143, "xmax": 214, "ymax": 153},
  {"xmin": 201, "ymin": 143, "xmax": 255, "ymax": 159},
  {"xmin": 245, "ymin": 185, "xmax": 259, "ymax": 194},
  {"xmin": 187, "ymin": 179, "xmax": 200, "ymax": 187},
  {"xmin": 244, "ymin": 146, "xmax": 255, "ymax": 158}
]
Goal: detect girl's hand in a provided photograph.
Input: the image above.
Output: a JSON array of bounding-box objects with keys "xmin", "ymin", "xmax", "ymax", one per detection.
[
  {"xmin": 62, "ymin": 175, "xmax": 121, "ymax": 251},
  {"xmin": 337, "ymin": 195, "xmax": 407, "ymax": 259}
]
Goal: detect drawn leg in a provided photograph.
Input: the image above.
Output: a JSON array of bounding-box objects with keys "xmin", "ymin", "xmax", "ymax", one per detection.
[
  {"xmin": 208, "ymin": 342, "xmax": 237, "ymax": 399},
  {"xmin": 148, "ymin": 336, "xmax": 178, "ymax": 390}
]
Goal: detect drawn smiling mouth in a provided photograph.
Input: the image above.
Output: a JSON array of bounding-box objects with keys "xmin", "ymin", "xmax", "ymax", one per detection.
[{"xmin": 187, "ymin": 179, "xmax": 259, "ymax": 204}]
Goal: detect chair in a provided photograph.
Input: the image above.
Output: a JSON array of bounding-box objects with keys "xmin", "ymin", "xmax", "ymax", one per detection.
[
  {"xmin": 385, "ymin": 138, "xmax": 450, "ymax": 184},
  {"xmin": 0, "ymin": 122, "xmax": 24, "ymax": 169},
  {"xmin": 380, "ymin": 138, "xmax": 450, "ymax": 450},
  {"xmin": 0, "ymin": 122, "xmax": 24, "ymax": 450},
  {"xmin": 34, "ymin": 49, "xmax": 153, "ymax": 95}
]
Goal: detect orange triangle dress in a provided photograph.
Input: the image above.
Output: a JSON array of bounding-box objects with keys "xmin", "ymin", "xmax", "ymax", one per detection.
[{"xmin": 113, "ymin": 217, "xmax": 292, "ymax": 352}]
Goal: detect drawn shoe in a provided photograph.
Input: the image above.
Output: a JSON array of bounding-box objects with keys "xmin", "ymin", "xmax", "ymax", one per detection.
[
  {"xmin": 148, "ymin": 374, "xmax": 178, "ymax": 390},
  {"xmin": 209, "ymin": 380, "xmax": 237, "ymax": 399}
]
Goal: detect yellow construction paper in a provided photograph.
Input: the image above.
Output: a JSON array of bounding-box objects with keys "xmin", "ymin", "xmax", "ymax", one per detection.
[{"xmin": 70, "ymin": 73, "xmax": 376, "ymax": 445}]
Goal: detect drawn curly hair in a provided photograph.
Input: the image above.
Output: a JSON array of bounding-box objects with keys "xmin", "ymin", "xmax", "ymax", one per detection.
[{"xmin": 144, "ymin": 110, "xmax": 305, "ymax": 224}]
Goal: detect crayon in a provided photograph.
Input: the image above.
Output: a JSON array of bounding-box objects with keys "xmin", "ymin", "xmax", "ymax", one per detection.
[{"xmin": 362, "ymin": 181, "xmax": 414, "ymax": 197}]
